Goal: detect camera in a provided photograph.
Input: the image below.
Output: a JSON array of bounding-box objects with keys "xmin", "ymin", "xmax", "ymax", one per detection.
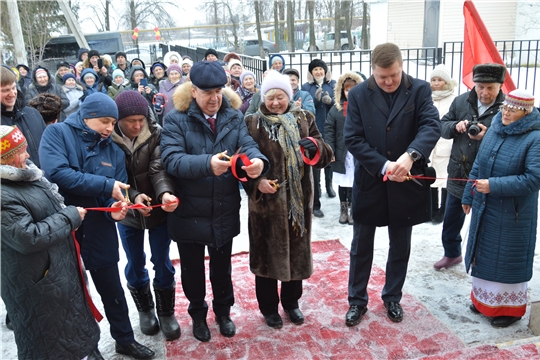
[{"xmin": 466, "ymin": 117, "xmax": 481, "ymax": 136}]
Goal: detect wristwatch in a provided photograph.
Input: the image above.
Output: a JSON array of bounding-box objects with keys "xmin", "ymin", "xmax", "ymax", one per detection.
[{"xmin": 407, "ymin": 149, "xmax": 421, "ymax": 162}]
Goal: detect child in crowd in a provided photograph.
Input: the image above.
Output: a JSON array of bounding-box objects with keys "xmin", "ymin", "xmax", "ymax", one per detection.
[
  {"xmin": 108, "ymin": 69, "xmax": 126, "ymax": 100},
  {"xmin": 324, "ymin": 72, "xmax": 363, "ymax": 224}
]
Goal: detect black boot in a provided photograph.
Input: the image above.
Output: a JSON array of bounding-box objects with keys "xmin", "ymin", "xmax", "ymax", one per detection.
[
  {"xmin": 432, "ymin": 188, "xmax": 447, "ymax": 224},
  {"xmin": 154, "ymin": 283, "xmax": 181, "ymax": 340},
  {"xmin": 339, "ymin": 202, "xmax": 348, "ymax": 224},
  {"xmin": 127, "ymin": 282, "xmax": 160, "ymax": 336},
  {"xmin": 325, "ymin": 167, "xmax": 336, "ymax": 198}
]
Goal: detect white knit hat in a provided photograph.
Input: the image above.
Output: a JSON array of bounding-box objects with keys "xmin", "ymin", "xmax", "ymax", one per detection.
[
  {"xmin": 503, "ymin": 89, "xmax": 535, "ymax": 112},
  {"xmin": 429, "ymin": 64, "xmax": 452, "ymax": 84},
  {"xmin": 260, "ymin": 70, "xmax": 293, "ymax": 101},
  {"xmin": 228, "ymin": 59, "xmax": 243, "ymax": 71}
]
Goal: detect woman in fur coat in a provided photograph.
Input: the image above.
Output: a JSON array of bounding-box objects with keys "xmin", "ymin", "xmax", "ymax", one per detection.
[{"xmin": 243, "ymin": 70, "xmax": 333, "ymax": 329}]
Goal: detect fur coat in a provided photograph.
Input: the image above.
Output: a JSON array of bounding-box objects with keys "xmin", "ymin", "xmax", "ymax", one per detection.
[{"xmin": 243, "ymin": 104, "xmax": 333, "ymax": 281}]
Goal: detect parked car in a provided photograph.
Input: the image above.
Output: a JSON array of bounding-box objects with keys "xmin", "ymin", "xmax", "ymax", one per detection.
[
  {"xmin": 304, "ymin": 31, "xmax": 357, "ymax": 51},
  {"xmin": 226, "ymin": 39, "xmax": 276, "ymax": 57},
  {"xmin": 125, "ymin": 48, "xmax": 153, "ymax": 67}
]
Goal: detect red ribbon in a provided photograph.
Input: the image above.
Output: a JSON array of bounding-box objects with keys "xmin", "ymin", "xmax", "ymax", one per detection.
[
  {"xmin": 383, "ymin": 172, "xmax": 478, "ymax": 195},
  {"xmin": 71, "ymin": 231, "xmax": 103, "ymax": 322},
  {"xmin": 85, "ymin": 198, "xmax": 179, "ymax": 212},
  {"xmin": 300, "ymin": 137, "xmax": 321, "ymax": 166},
  {"xmin": 231, "ymin": 153, "xmax": 253, "ymax": 182}
]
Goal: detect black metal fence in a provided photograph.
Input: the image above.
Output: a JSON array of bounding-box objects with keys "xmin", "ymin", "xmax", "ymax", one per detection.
[{"xmin": 160, "ymin": 39, "xmax": 539, "ymax": 97}]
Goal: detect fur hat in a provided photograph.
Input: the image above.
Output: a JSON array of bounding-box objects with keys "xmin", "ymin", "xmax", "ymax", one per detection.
[
  {"xmin": 112, "ymin": 69, "xmax": 125, "ymax": 80},
  {"xmin": 260, "ymin": 70, "xmax": 293, "ymax": 100},
  {"xmin": 503, "ymin": 89, "xmax": 535, "ymax": 112},
  {"xmin": 240, "ymin": 70, "xmax": 256, "ymax": 84},
  {"xmin": 80, "ymin": 93, "xmax": 118, "ymax": 120},
  {"xmin": 166, "ymin": 64, "xmax": 182, "ymax": 76},
  {"xmin": 224, "ymin": 52, "xmax": 242, "ymax": 63},
  {"xmin": 0, "ymin": 125, "xmax": 27, "ymax": 162},
  {"xmin": 228, "ymin": 59, "xmax": 243, "ymax": 71},
  {"xmin": 308, "ymin": 59, "xmax": 328, "ymax": 74},
  {"xmin": 204, "ymin": 48, "xmax": 219, "ymax": 60},
  {"xmin": 62, "ymin": 73, "xmax": 76, "ymax": 83},
  {"xmin": 87, "ymin": 49, "xmax": 100, "ymax": 59},
  {"xmin": 472, "ymin": 63, "xmax": 506, "ymax": 84},
  {"xmin": 27, "ymin": 93, "xmax": 62, "ymax": 124},
  {"xmin": 115, "ymin": 90, "xmax": 149, "ymax": 120},
  {"xmin": 190, "ymin": 61, "xmax": 227, "ymax": 90}
]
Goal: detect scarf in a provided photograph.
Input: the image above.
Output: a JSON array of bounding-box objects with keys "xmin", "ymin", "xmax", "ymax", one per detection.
[
  {"xmin": 0, "ymin": 161, "xmax": 66, "ymax": 208},
  {"xmin": 432, "ymin": 89, "xmax": 454, "ymax": 101},
  {"xmin": 257, "ymin": 103, "xmax": 306, "ymax": 235}
]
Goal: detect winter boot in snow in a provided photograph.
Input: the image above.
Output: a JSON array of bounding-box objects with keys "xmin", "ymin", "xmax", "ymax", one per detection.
[
  {"xmin": 339, "ymin": 202, "xmax": 348, "ymax": 224},
  {"xmin": 128, "ymin": 282, "xmax": 160, "ymax": 335},
  {"xmin": 154, "ymin": 283, "xmax": 181, "ymax": 340}
]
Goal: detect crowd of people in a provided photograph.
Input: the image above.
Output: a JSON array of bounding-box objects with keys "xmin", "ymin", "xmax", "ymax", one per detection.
[{"xmin": 1, "ymin": 41, "xmax": 540, "ymax": 359}]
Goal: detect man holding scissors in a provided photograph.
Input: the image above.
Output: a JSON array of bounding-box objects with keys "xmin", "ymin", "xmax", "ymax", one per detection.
[
  {"xmin": 160, "ymin": 61, "xmax": 268, "ymax": 342},
  {"xmin": 343, "ymin": 43, "xmax": 440, "ymax": 326}
]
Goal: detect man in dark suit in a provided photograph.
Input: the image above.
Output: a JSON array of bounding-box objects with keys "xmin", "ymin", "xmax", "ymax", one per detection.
[{"xmin": 343, "ymin": 43, "xmax": 441, "ymax": 326}]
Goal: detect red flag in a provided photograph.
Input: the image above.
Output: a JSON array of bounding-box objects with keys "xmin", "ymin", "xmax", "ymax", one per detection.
[{"xmin": 463, "ymin": 0, "xmax": 516, "ymax": 93}]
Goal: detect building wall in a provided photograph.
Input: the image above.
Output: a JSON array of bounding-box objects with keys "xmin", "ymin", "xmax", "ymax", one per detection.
[{"xmin": 387, "ymin": 0, "xmax": 425, "ymax": 48}]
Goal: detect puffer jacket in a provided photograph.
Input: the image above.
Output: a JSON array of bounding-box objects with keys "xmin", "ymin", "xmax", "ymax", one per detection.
[
  {"xmin": 441, "ymin": 88, "xmax": 504, "ymax": 198},
  {"xmin": 325, "ymin": 71, "xmax": 363, "ymax": 173},
  {"xmin": 462, "ymin": 109, "xmax": 540, "ymax": 283},
  {"xmin": 1, "ymin": 90, "xmax": 46, "ymax": 167},
  {"xmin": 161, "ymin": 83, "xmax": 269, "ymax": 248},
  {"xmin": 25, "ymin": 66, "xmax": 69, "ymax": 121},
  {"xmin": 112, "ymin": 108, "xmax": 175, "ymax": 229},
  {"xmin": 39, "ymin": 112, "xmax": 128, "ymax": 270},
  {"xmin": 1, "ymin": 162, "xmax": 100, "ymax": 359},
  {"xmin": 62, "ymin": 83, "xmax": 84, "ymax": 117},
  {"xmin": 301, "ymin": 70, "xmax": 336, "ymax": 139},
  {"xmin": 80, "ymin": 68, "xmax": 107, "ymax": 98}
]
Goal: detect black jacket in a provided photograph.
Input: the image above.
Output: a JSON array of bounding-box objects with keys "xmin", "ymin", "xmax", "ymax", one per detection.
[
  {"xmin": 25, "ymin": 66, "xmax": 70, "ymax": 122},
  {"xmin": 1, "ymin": 162, "xmax": 100, "ymax": 359},
  {"xmin": 1, "ymin": 90, "xmax": 46, "ymax": 167},
  {"xmin": 112, "ymin": 109, "xmax": 175, "ymax": 229},
  {"xmin": 441, "ymin": 88, "xmax": 505, "ymax": 198}
]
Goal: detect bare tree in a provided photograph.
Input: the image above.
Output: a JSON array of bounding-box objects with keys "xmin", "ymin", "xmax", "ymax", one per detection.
[
  {"xmin": 307, "ymin": 0, "xmax": 316, "ymax": 51},
  {"xmin": 287, "ymin": 0, "xmax": 295, "ymax": 52},
  {"xmin": 342, "ymin": 1, "xmax": 354, "ymax": 49},
  {"xmin": 120, "ymin": 0, "xmax": 179, "ymax": 31},
  {"xmin": 254, "ymin": 0, "xmax": 266, "ymax": 58},
  {"xmin": 273, "ymin": 0, "xmax": 280, "ymax": 52},
  {"xmin": 79, "ymin": 0, "xmax": 113, "ymax": 32},
  {"xmin": 0, "ymin": 0, "xmax": 68, "ymax": 67},
  {"xmin": 362, "ymin": 0, "xmax": 369, "ymax": 49},
  {"xmin": 516, "ymin": 2, "xmax": 540, "ymax": 37},
  {"xmin": 334, "ymin": 0, "xmax": 342, "ymax": 50}
]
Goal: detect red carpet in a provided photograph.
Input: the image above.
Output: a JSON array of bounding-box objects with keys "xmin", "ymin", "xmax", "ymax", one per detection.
[{"xmin": 166, "ymin": 240, "xmax": 540, "ymax": 359}]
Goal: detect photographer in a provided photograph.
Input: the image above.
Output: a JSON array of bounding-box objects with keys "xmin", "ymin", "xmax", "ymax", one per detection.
[{"xmin": 433, "ymin": 63, "xmax": 506, "ymax": 270}]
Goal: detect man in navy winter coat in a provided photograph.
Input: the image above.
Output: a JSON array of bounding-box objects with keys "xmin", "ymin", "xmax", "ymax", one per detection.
[
  {"xmin": 343, "ymin": 43, "xmax": 441, "ymax": 326},
  {"xmin": 39, "ymin": 93, "xmax": 156, "ymax": 360},
  {"xmin": 161, "ymin": 61, "xmax": 269, "ymax": 342}
]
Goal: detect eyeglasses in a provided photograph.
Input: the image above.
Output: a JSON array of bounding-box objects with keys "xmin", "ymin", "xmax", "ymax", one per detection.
[{"xmin": 499, "ymin": 105, "xmax": 522, "ymax": 114}]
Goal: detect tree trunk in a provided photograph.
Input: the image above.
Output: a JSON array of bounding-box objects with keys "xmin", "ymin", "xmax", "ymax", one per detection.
[
  {"xmin": 343, "ymin": 1, "xmax": 354, "ymax": 49},
  {"xmin": 274, "ymin": 0, "xmax": 280, "ymax": 52},
  {"xmin": 214, "ymin": 0, "xmax": 219, "ymax": 48},
  {"xmin": 105, "ymin": 0, "xmax": 110, "ymax": 31},
  {"xmin": 334, "ymin": 0, "xmax": 341, "ymax": 50},
  {"xmin": 362, "ymin": 0, "xmax": 369, "ymax": 50},
  {"xmin": 308, "ymin": 1, "xmax": 316, "ymax": 51},
  {"xmin": 254, "ymin": 0, "xmax": 266, "ymax": 59},
  {"xmin": 287, "ymin": 0, "xmax": 295, "ymax": 52}
]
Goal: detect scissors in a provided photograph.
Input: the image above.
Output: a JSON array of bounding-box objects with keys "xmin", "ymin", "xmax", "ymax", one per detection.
[
  {"xmin": 218, "ymin": 146, "xmax": 242, "ymax": 161},
  {"xmin": 124, "ymin": 189, "xmax": 131, "ymax": 205},
  {"xmin": 269, "ymin": 179, "xmax": 288, "ymax": 190},
  {"xmin": 405, "ymin": 172, "xmax": 423, "ymax": 186}
]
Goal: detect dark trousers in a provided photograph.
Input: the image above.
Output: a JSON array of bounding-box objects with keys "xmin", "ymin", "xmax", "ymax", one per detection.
[
  {"xmin": 441, "ymin": 192, "xmax": 467, "ymax": 258},
  {"xmin": 255, "ymin": 276, "xmax": 303, "ymax": 316},
  {"xmin": 313, "ymin": 166, "xmax": 333, "ymax": 209},
  {"xmin": 338, "ymin": 186, "xmax": 352, "ymax": 203},
  {"xmin": 348, "ymin": 223, "xmax": 412, "ymax": 307},
  {"xmin": 118, "ymin": 223, "xmax": 175, "ymax": 288},
  {"xmin": 177, "ymin": 241, "xmax": 234, "ymax": 321},
  {"xmin": 89, "ymin": 265, "xmax": 134, "ymax": 346}
]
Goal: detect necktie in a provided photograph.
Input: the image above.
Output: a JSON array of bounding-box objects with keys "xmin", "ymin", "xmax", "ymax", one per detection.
[{"xmin": 207, "ymin": 117, "xmax": 216, "ymax": 134}]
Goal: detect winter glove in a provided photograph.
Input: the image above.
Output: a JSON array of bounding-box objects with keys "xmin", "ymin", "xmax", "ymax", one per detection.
[
  {"xmin": 299, "ymin": 138, "xmax": 317, "ymax": 159},
  {"xmin": 315, "ymin": 87, "xmax": 323, "ymax": 101},
  {"xmin": 322, "ymin": 91, "xmax": 332, "ymax": 105}
]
